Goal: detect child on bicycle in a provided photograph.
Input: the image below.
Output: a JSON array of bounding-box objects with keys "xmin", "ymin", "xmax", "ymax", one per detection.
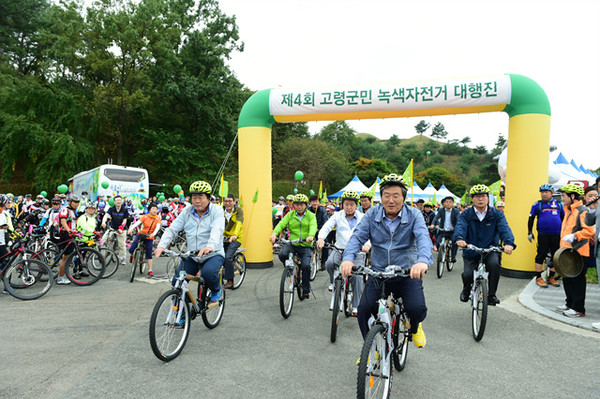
[{"xmin": 128, "ymin": 203, "xmax": 161, "ymax": 276}]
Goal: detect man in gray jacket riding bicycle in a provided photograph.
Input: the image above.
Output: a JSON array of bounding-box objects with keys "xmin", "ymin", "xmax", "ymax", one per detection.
[
  {"xmin": 341, "ymin": 173, "xmax": 433, "ymax": 348},
  {"xmin": 155, "ymin": 180, "xmax": 225, "ymax": 302}
]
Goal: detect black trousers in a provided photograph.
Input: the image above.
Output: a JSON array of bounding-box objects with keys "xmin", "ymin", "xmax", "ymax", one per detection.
[
  {"xmin": 562, "ymin": 260, "xmax": 588, "ymax": 314},
  {"xmin": 462, "ymin": 252, "xmax": 501, "ymax": 297}
]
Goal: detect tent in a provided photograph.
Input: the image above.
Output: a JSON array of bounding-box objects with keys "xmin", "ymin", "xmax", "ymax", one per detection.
[
  {"xmin": 328, "ymin": 175, "xmax": 369, "ymax": 199},
  {"xmin": 405, "ymin": 181, "xmax": 431, "ymax": 202},
  {"xmin": 436, "ymin": 184, "xmax": 460, "ymax": 202},
  {"xmin": 552, "ymin": 152, "xmax": 596, "ymax": 188},
  {"xmin": 367, "ymin": 177, "xmax": 382, "ymax": 203}
]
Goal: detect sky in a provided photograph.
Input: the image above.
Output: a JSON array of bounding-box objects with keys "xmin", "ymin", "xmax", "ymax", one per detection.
[{"xmin": 218, "ymin": 0, "xmax": 600, "ymax": 171}]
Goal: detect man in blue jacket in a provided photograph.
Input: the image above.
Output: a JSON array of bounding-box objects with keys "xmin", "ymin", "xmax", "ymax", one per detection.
[
  {"xmin": 430, "ymin": 196, "xmax": 460, "ymax": 261},
  {"xmin": 454, "ymin": 184, "xmax": 516, "ymax": 306},
  {"xmin": 341, "ymin": 174, "xmax": 432, "ymax": 348}
]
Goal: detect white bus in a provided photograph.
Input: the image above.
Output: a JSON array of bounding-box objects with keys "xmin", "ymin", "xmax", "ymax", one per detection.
[{"xmin": 68, "ymin": 164, "xmax": 149, "ymax": 203}]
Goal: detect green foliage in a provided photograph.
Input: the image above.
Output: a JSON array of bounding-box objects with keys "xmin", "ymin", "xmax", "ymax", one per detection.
[
  {"xmin": 415, "ymin": 166, "xmax": 465, "ymax": 195},
  {"xmin": 421, "ymin": 154, "xmax": 444, "ymax": 169},
  {"xmin": 474, "ymin": 145, "xmax": 488, "ymax": 155},
  {"xmin": 414, "ymin": 120, "xmax": 430, "ymax": 137},
  {"xmin": 439, "ymin": 141, "xmax": 469, "ymax": 156},
  {"xmin": 314, "ymin": 121, "xmax": 357, "ymax": 157},
  {"xmin": 353, "ymin": 158, "xmax": 391, "ymax": 185},
  {"xmin": 430, "ymin": 122, "xmax": 448, "ymax": 140}
]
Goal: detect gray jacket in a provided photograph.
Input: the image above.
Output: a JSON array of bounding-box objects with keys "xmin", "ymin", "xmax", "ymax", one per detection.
[
  {"xmin": 158, "ymin": 203, "xmax": 225, "ymax": 259},
  {"xmin": 584, "ymin": 208, "xmax": 599, "ymax": 257}
]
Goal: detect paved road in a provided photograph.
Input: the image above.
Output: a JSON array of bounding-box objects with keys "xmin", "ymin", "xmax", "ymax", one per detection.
[{"xmin": 1, "ymin": 256, "xmax": 598, "ymax": 399}]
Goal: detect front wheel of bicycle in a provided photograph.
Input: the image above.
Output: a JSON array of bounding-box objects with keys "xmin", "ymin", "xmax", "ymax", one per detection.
[
  {"xmin": 130, "ymin": 249, "xmax": 140, "ymax": 283},
  {"xmin": 99, "ymin": 248, "xmax": 119, "ymax": 278},
  {"xmin": 472, "ymin": 278, "xmax": 488, "ymax": 341},
  {"xmin": 357, "ymin": 324, "xmax": 392, "ymax": 399},
  {"xmin": 3, "ymin": 259, "xmax": 53, "ymax": 300},
  {"xmin": 309, "ymin": 250, "xmax": 318, "ymax": 281},
  {"xmin": 232, "ymin": 253, "xmax": 246, "ymax": 290},
  {"xmin": 343, "ymin": 278, "xmax": 354, "ymax": 318},
  {"xmin": 330, "ymin": 278, "xmax": 342, "ymax": 343},
  {"xmin": 279, "ymin": 267, "xmax": 294, "ymax": 319},
  {"xmin": 201, "ymin": 284, "xmax": 226, "ymax": 329},
  {"xmin": 445, "ymin": 246, "xmax": 453, "ymax": 271},
  {"xmin": 65, "ymin": 247, "xmax": 105, "ymax": 286},
  {"xmin": 436, "ymin": 246, "xmax": 444, "ymax": 279},
  {"xmin": 149, "ymin": 289, "xmax": 190, "ymax": 362}
]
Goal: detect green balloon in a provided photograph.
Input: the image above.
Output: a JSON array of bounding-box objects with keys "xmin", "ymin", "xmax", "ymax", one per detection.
[
  {"xmin": 426, "ymin": 151, "xmax": 431, "ymax": 155},
  {"xmin": 101, "ymin": 181, "xmax": 109, "ymax": 189},
  {"xmin": 138, "ymin": 204, "xmax": 143, "ymax": 210},
  {"xmin": 57, "ymin": 184, "xmax": 68, "ymax": 194},
  {"xmin": 178, "ymin": 193, "xmax": 185, "ymax": 198},
  {"xmin": 108, "ymin": 198, "xmax": 115, "ymax": 207},
  {"xmin": 294, "ymin": 170, "xmax": 304, "ymax": 181},
  {"xmin": 272, "ymin": 206, "xmax": 277, "ymax": 215},
  {"xmin": 173, "ymin": 184, "xmax": 182, "ymax": 194},
  {"xmin": 293, "ymin": 188, "xmax": 298, "ymax": 194},
  {"xmin": 159, "ymin": 195, "xmax": 166, "ymax": 202},
  {"xmin": 40, "ymin": 191, "xmax": 47, "ymax": 198},
  {"xmin": 309, "ymin": 189, "xmax": 315, "ymax": 195}
]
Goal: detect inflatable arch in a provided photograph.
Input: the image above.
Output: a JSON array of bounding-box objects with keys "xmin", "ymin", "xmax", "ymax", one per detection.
[{"xmin": 238, "ymin": 74, "xmax": 550, "ymax": 277}]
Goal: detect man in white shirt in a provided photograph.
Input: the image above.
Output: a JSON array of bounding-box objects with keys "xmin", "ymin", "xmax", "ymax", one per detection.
[{"xmin": 318, "ymin": 190, "xmax": 370, "ymax": 314}]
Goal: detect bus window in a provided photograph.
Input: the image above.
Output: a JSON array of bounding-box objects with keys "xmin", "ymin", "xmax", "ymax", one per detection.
[{"xmin": 104, "ymin": 168, "xmax": 145, "ymax": 182}]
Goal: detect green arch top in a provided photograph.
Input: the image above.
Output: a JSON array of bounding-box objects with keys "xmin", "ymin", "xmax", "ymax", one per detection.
[
  {"xmin": 504, "ymin": 74, "xmax": 551, "ymax": 118},
  {"xmin": 237, "ymin": 74, "xmax": 550, "ymax": 128}
]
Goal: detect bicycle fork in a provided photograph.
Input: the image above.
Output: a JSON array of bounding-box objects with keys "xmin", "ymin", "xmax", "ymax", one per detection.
[{"xmin": 471, "ymin": 268, "xmax": 488, "ymax": 309}]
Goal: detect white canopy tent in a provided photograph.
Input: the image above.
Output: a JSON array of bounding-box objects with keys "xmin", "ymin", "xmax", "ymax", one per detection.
[
  {"xmin": 328, "ymin": 175, "xmax": 370, "ymax": 199},
  {"xmin": 437, "ymin": 184, "xmax": 460, "ymax": 202}
]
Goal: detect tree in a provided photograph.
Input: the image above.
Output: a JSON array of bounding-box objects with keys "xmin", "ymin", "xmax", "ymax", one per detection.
[
  {"xmin": 430, "ymin": 122, "xmax": 448, "ymax": 141},
  {"xmin": 474, "ymin": 145, "xmax": 487, "ymax": 155},
  {"xmin": 314, "ymin": 121, "xmax": 357, "ymax": 157},
  {"xmin": 415, "ymin": 166, "xmax": 465, "ymax": 196},
  {"xmin": 354, "ymin": 158, "xmax": 391, "ymax": 186},
  {"xmin": 460, "ymin": 136, "xmax": 471, "ymax": 146},
  {"xmin": 272, "ymin": 122, "xmax": 310, "ymax": 153},
  {"xmin": 491, "ymin": 133, "xmax": 506, "ymax": 156},
  {"xmin": 414, "ymin": 120, "xmax": 430, "ymax": 139}
]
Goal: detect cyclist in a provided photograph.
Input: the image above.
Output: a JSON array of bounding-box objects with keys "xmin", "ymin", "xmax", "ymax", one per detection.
[
  {"xmin": 222, "ymin": 193, "xmax": 243, "ymax": 289},
  {"xmin": 76, "ymin": 202, "xmax": 98, "ymax": 242},
  {"xmin": 101, "ymin": 195, "xmax": 130, "ymax": 265},
  {"xmin": 422, "ymin": 202, "xmax": 436, "ymax": 244},
  {"xmin": 128, "ymin": 203, "xmax": 161, "ymax": 277},
  {"xmin": 358, "ymin": 191, "xmax": 373, "ymax": 214},
  {"xmin": 270, "ymin": 193, "xmax": 317, "ymax": 299},
  {"xmin": 160, "ymin": 205, "xmax": 175, "ymax": 227},
  {"xmin": 0, "ymin": 195, "xmax": 12, "ymax": 259},
  {"xmin": 308, "ymin": 194, "xmax": 329, "ymax": 270},
  {"xmin": 273, "ymin": 196, "xmax": 286, "ymax": 227},
  {"xmin": 318, "ymin": 190, "xmax": 369, "ymax": 315},
  {"xmin": 454, "ymin": 184, "xmax": 516, "ymax": 305},
  {"xmin": 40, "ymin": 197, "xmax": 63, "ymax": 228},
  {"xmin": 55, "ymin": 195, "xmax": 81, "ymax": 285},
  {"xmin": 155, "ymin": 181, "xmax": 225, "ymax": 302},
  {"xmin": 341, "ymin": 173, "xmax": 432, "ymax": 348},
  {"xmin": 430, "ymin": 196, "xmax": 460, "ymax": 261},
  {"xmin": 527, "ymin": 184, "xmax": 564, "ymax": 288}
]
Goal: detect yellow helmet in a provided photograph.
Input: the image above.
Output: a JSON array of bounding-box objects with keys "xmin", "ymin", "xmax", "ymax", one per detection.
[
  {"xmin": 469, "ymin": 184, "xmax": 490, "ymax": 196},
  {"xmin": 380, "ymin": 173, "xmax": 407, "ymax": 191},
  {"xmin": 341, "ymin": 190, "xmax": 360, "ymax": 203},
  {"xmin": 293, "ymin": 193, "xmax": 309, "ymax": 204},
  {"xmin": 189, "ymin": 180, "xmax": 212, "ymax": 195},
  {"xmin": 559, "ymin": 184, "xmax": 584, "ymax": 196}
]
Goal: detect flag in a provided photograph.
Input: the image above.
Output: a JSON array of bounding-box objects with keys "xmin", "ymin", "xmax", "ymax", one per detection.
[
  {"xmin": 322, "ymin": 190, "xmax": 327, "ymax": 202},
  {"xmin": 252, "ymin": 188, "xmax": 259, "ymax": 204},
  {"xmin": 489, "ymin": 179, "xmax": 502, "ymax": 198},
  {"xmin": 218, "ymin": 173, "xmax": 228, "ymax": 197},
  {"xmin": 238, "ymin": 195, "xmax": 244, "ymax": 208},
  {"xmin": 318, "ymin": 181, "xmax": 323, "ymax": 199},
  {"xmin": 460, "ymin": 190, "xmax": 467, "ymax": 205},
  {"xmin": 402, "ymin": 160, "xmax": 413, "ymax": 185},
  {"xmin": 432, "ymin": 192, "xmax": 437, "ymax": 204},
  {"xmin": 370, "ymin": 177, "xmax": 378, "ymax": 195}
]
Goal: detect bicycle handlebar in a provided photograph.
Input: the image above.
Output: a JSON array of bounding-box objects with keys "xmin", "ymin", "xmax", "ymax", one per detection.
[
  {"xmin": 460, "ymin": 244, "xmax": 504, "ymax": 253},
  {"xmin": 351, "ymin": 265, "xmax": 411, "ymax": 279},
  {"xmin": 277, "ymin": 238, "xmax": 307, "ymax": 245}
]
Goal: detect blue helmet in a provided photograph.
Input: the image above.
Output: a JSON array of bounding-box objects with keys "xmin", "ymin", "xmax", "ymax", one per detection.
[{"xmin": 539, "ymin": 184, "xmax": 553, "ymax": 192}]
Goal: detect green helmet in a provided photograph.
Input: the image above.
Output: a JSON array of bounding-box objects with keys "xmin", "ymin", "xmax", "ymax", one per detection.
[
  {"xmin": 359, "ymin": 190, "xmax": 374, "ymax": 199},
  {"xmin": 559, "ymin": 184, "xmax": 584, "ymax": 196},
  {"xmin": 189, "ymin": 180, "xmax": 212, "ymax": 195},
  {"xmin": 380, "ymin": 173, "xmax": 407, "ymax": 191},
  {"xmin": 469, "ymin": 184, "xmax": 490, "ymax": 196},
  {"xmin": 286, "ymin": 194, "xmax": 294, "ymax": 201},
  {"xmin": 293, "ymin": 193, "xmax": 309, "ymax": 204},
  {"xmin": 341, "ymin": 190, "xmax": 360, "ymax": 203}
]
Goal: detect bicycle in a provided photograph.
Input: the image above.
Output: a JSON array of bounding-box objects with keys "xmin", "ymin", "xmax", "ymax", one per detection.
[
  {"xmin": 434, "ymin": 227, "xmax": 455, "ymax": 278},
  {"xmin": 223, "ymin": 237, "xmax": 247, "ymax": 290},
  {"xmin": 278, "ymin": 238, "xmax": 308, "ymax": 319},
  {"xmin": 460, "ymin": 244, "xmax": 504, "ymax": 341},
  {"xmin": 354, "ymin": 265, "xmax": 412, "ymax": 399},
  {"xmin": 309, "ymin": 244, "xmax": 319, "ymax": 281},
  {"xmin": 324, "ymin": 243, "xmax": 356, "ymax": 343},
  {"xmin": 149, "ymin": 250, "xmax": 226, "ymax": 362},
  {"xmin": 0, "ymin": 234, "xmax": 53, "ymax": 300},
  {"xmin": 129, "ymin": 233, "xmax": 151, "ymax": 282}
]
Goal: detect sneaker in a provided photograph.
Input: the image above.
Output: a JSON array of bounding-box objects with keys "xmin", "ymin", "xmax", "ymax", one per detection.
[
  {"xmin": 121, "ymin": 259, "xmax": 126, "ymax": 265},
  {"xmin": 223, "ymin": 280, "xmax": 234, "ymax": 289},
  {"xmin": 432, "ymin": 246, "xmax": 437, "ymax": 252},
  {"xmin": 556, "ymin": 304, "xmax": 569, "ymax": 312},
  {"xmin": 451, "ymin": 258, "xmax": 456, "ymax": 263},
  {"xmin": 328, "ymin": 284, "xmax": 333, "ymax": 292},
  {"xmin": 352, "ymin": 307, "xmax": 358, "ymax": 317},
  {"xmin": 563, "ymin": 309, "xmax": 585, "ymax": 317},
  {"xmin": 129, "ymin": 255, "xmax": 133, "ymax": 263},
  {"xmin": 56, "ymin": 277, "xmax": 71, "ymax": 285},
  {"xmin": 174, "ymin": 315, "xmax": 186, "ymax": 328},
  {"xmin": 460, "ymin": 285, "xmax": 471, "ymax": 303},
  {"xmin": 147, "ymin": 271, "xmax": 154, "ymax": 277},
  {"xmin": 210, "ymin": 289, "xmax": 222, "ymax": 302},
  {"xmin": 535, "ymin": 277, "xmax": 548, "ymax": 288},
  {"xmin": 412, "ymin": 323, "xmax": 426, "ymax": 348},
  {"xmin": 546, "ymin": 277, "xmax": 560, "ymax": 287},
  {"xmin": 592, "ymin": 322, "xmax": 600, "ymax": 331},
  {"xmin": 303, "ymin": 290, "xmax": 310, "ymax": 299}
]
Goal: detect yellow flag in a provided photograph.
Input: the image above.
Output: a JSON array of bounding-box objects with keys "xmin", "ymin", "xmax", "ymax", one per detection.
[
  {"xmin": 318, "ymin": 181, "xmax": 323, "ymax": 199},
  {"xmin": 402, "ymin": 160, "xmax": 413, "ymax": 185}
]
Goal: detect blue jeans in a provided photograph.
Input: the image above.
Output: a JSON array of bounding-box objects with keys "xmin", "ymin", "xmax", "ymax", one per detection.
[
  {"xmin": 172, "ymin": 255, "xmax": 224, "ymax": 293},
  {"xmin": 279, "ymin": 244, "xmax": 311, "ymax": 293},
  {"xmin": 357, "ymin": 276, "xmax": 427, "ymax": 338},
  {"xmin": 223, "ymin": 240, "xmax": 241, "ymax": 280}
]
